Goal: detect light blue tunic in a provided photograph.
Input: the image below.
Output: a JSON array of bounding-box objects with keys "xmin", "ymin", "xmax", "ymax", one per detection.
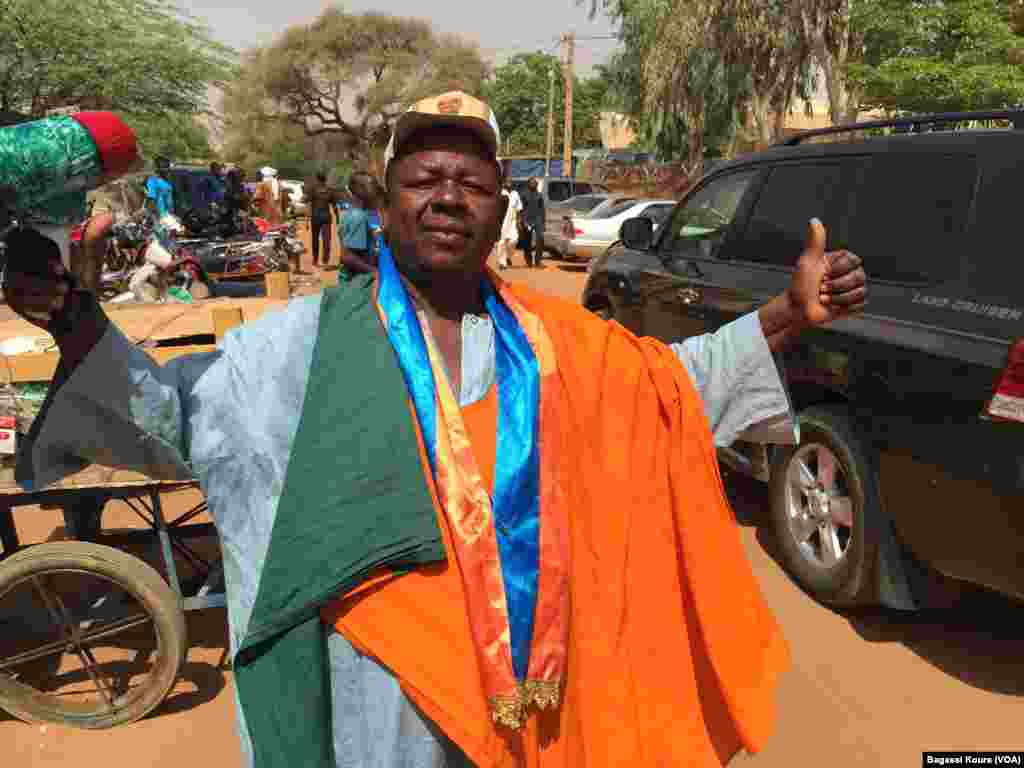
[{"xmin": 18, "ymin": 297, "xmax": 794, "ymax": 767}]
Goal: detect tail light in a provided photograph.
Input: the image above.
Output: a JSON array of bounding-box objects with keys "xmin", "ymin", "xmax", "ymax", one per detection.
[{"xmin": 984, "ymin": 339, "xmax": 1024, "ymax": 424}]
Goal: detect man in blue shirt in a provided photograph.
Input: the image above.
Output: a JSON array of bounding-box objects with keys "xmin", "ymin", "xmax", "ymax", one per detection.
[
  {"xmin": 145, "ymin": 156, "xmax": 175, "ymax": 217},
  {"xmin": 198, "ymin": 161, "xmax": 226, "ymax": 211},
  {"xmin": 338, "ymin": 173, "xmax": 376, "ymax": 279}
]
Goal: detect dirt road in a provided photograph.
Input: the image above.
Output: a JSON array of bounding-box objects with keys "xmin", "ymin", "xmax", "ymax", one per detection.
[{"xmin": 1, "ymin": 246, "xmax": 1021, "ymax": 766}]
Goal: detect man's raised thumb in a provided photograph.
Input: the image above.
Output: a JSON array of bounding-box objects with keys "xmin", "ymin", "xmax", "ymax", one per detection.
[{"xmin": 805, "ymin": 217, "xmax": 827, "ymax": 256}]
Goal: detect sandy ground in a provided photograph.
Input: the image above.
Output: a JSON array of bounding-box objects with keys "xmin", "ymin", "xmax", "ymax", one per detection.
[{"xmin": 1, "ymin": 229, "xmax": 1022, "ymax": 766}]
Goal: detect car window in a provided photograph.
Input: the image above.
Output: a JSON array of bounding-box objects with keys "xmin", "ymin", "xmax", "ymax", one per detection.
[
  {"xmin": 736, "ymin": 163, "xmax": 848, "ymax": 267},
  {"xmin": 547, "ymin": 181, "xmax": 572, "ymax": 203},
  {"xmin": 564, "ymin": 195, "xmax": 605, "ymax": 212},
  {"xmin": 588, "ymin": 197, "xmax": 636, "ymax": 218},
  {"xmin": 593, "ymin": 199, "xmax": 641, "ymax": 219},
  {"xmin": 969, "ymin": 156, "xmax": 1019, "ymax": 305},
  {"xmin": 574, "ymin": 183, "xmax": 594, "ymax": 194},
  {"xmin": 846, "ymin": 154, "xmax": 975, "ymax": 284},
  {"xmin": 663, "ymin": 170, "xmax": 758, "ymax": 258}
]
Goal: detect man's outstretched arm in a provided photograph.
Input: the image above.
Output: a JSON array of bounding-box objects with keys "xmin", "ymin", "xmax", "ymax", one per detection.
[{"xmin": 668, "ymin": 220, "xmax": 866, "ymax": 447}]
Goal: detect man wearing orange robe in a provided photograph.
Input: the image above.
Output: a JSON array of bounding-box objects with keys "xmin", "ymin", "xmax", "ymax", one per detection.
[{"xmin": 9, "ymin": 92, "xmax": 867, "ymax": 767}]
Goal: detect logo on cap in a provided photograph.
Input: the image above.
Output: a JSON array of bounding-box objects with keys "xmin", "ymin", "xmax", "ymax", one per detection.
[{"xmin": 437, "ymin": 95, "xmax": 464, "ymax": 115}]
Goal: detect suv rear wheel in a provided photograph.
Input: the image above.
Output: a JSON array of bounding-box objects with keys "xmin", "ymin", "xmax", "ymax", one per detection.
[{"xmin": 769, "ymin": 405, "xmax": 881, "ymax": 605}]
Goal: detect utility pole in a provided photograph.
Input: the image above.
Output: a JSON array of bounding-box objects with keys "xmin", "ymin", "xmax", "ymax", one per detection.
[
  {"xmin": 561, "ymin": 32, "xmax": 575, "ymax": 178},
  {"xmin": 545, "ymin": 65, "xmax": 555, "ymax": 177}
]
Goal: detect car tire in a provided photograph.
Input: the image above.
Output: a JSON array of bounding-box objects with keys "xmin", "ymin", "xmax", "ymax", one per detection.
[{"xmin": 769, "ymin": 405, "xmax": 881, "ymax": 606}]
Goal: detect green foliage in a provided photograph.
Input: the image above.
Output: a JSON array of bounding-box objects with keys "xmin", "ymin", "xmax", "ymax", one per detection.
[
  {"xmin": 603, "ymin": 0, "xmax": 762, "ymax": 163},
  {"xmin": 0, "ymin": 0, "xmax": 236, "ymax": 117},
  {"xmin": 851, "ymin": 0, "xmax": 1024, "ymax": 113},
  {"xmin": 222, "ymin": 109, "xmax": 357, "ymax": 182},
  {"xmin": 481, "ymin": 52, "xmax": 608, "ymax": 155},
  {"xmin": 126, "ymin": 113, "xmax": 213, "ymax": 164}
]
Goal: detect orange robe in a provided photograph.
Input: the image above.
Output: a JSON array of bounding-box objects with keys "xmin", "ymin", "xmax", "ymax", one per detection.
[
  {"xmin": 323, "ymin": 283, "xmax": 790, "ymax": 767},
  {"xmin": 254, "ymin": 179, "xmax": 284, "ymax": 226}
]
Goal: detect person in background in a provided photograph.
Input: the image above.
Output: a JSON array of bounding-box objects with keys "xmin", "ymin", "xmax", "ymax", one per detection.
[
  {"xmin": 520, "ymin": 176, "xmax": 545, "ymax": 268},
  {"xmin": 496, "ymin": 180, "xmax": 522, "ymax": 270},
  {"xmin": 365, "ymin": 176, "xmax": 386, "ymax": 261},
  {"xmin": 219, "ymin": 168, "xmax": 252, "ymax": 237},
  {"xmin": 253, "ymin": 166, "xmax": 284, "ymax": 227},
  {"xmin": 337, "ymin": 173, "xmax": 375, "ymax": 280},
  {"xmin": 307, "ymin": 171, "xmax": 338, "ymax": 268},
  {"xmin": 198, "ymin": 161, "xmax": 226, "ymax": 212},
  {"xmin": 145, "ymin": 156, "xmax": 175, "ymax": 217}
]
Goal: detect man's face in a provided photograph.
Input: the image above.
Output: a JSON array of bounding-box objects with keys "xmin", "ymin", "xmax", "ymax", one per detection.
[{"xmin": 383, "ymin": 127, "xmax": 505, "ymax": 277}]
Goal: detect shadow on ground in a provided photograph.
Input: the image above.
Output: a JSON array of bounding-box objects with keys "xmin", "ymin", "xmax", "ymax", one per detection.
[{"xmin": 723, "ymin": 470, "xmax": 1024, "ymax": 698}]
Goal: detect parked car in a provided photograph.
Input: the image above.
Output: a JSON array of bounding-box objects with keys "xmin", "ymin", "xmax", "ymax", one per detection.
[
  {"xmin": 508, "ymin": 176, "xmax": 609, "ymax": 207},
  {"xmin": 509, "ymin": 177, "xmax": 610, "ymax": 254},
  {"xmin": 583, "ymin": 109, "xmax": 1024, "ymax": 609},
  {"xmin": 561, "ymin": 199, "xmax": 676, "ymax": 261},
  {"xmin": 544, "ymin": 193, "xmax": 614, "ymax": 257}
]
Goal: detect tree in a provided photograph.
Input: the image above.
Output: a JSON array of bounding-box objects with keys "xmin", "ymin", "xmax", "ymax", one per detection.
[
  {"xmin": 849, "ymin": 0, "xmax": 1024, "ymax": 115},
  {"xmin": 0, "ymin": 0, "xmax": 235, "ymax": 117},
  {"xmin": 593, "ymin": 0, "xmax": 814, "ymax": 164},
  {"xmin": 793, "ymin": 0, "xmax": 867, "ymax": 125},
  {"xmin": 227, "ymin": 7, "xmax": 490, "ymax": 161},
  {"xmin": 715, "ymin": 0, "xmax": 816, "ymax": 144},
  {"xmin": 126, "ymin": 113, "xmax": 214, "ymax": 164},
  {"xmin": 481, "ymin": 52, "xmax": 608, "ymax": 155}
]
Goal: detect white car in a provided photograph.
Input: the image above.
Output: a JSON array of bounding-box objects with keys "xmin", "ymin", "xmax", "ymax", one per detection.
[{"xmin": 561, "ymin": 199, "xmax": 677, "ymax": 261}]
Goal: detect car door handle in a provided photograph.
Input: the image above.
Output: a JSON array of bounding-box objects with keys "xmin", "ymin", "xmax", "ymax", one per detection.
[{"xmin": 677, "ymin": 287, "xmax": 702, "ymax": 305}]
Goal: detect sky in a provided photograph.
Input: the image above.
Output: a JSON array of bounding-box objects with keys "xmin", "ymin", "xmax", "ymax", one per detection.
[{"xmin": 180, "ymin": 0, "xmax": 622, "ymax": 75}]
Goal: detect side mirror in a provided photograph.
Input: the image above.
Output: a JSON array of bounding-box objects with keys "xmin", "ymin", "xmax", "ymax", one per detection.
[{"xmin": 620, "ymin": 216, "xmax": 654, "ymax": 251}]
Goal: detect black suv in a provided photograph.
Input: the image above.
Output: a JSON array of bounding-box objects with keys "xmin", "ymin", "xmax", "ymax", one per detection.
[{"xmin": 583, "ymin": 110, "xmax": 1024, "ymax": 610}]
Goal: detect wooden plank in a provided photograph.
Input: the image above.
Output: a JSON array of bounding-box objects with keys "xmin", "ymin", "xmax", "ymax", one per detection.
[
  {"xmin": 212, "ymin": 307, "xmax": 244, "ymax": 341},
  {"xmin": 0, "ymin": 344, "xmax": 218, "ymax": 384},
  {"xmin": 0, "ymin": 296, "xmax": 292, "ymax": 348},
  {"xmin": 0, "ymin": 459, "xmax": 197, "ymax": 494}
]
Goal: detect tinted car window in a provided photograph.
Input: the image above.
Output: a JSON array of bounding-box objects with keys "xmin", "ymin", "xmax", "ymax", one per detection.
[
  {"xmin": 663, "ymin": 169, "xmax": 758, "ymax": 259},
  {"xmin": 593, "ymin": 200, "xmax": 640, "ymax": 219},
  {"xmin": 563, "ymin": 195, "xmax": 605, "ymax": 212},
  {"xmin": 968, "ymin": 156, "xmax": 1021, "ymax": 304},
  {"xmin": 846, "ymin": 154, "xmax": 975, "ymax": 284},
  {"xmin": 574, "ymin": 183, "xmax": 593, "ymax": 194},
  {"xmin": 547, "ymin": 181, "xmax": 572, "ymax": 202},
  {"xmin": 738, "ymin": 163, "xmax": 847, "ymax": 267}
]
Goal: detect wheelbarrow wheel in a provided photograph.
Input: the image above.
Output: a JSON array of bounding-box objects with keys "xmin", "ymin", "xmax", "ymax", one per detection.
[{"xmin": 0, "ymin": 542, "xmax": 187, "ymax": 729}]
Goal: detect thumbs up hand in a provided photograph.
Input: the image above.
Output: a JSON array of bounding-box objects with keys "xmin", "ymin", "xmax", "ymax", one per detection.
[{"xmin": 788, "ymin": 218, "xmax": 867, "ymax": 327}]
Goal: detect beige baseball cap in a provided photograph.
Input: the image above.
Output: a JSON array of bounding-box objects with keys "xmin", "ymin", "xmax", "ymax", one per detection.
[{"xmin": 383, "ymin": 91, "xmax": 502, "ymax": 177}]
